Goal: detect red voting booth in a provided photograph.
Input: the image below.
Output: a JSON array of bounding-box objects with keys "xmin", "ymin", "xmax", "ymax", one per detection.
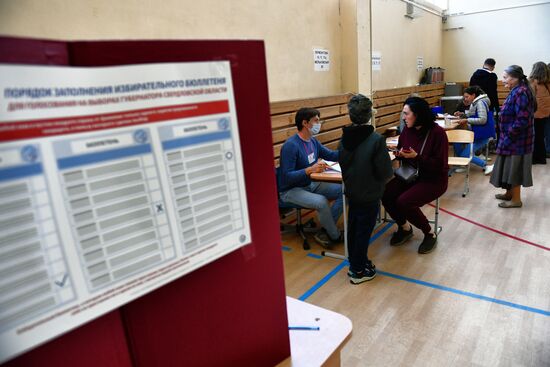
[{"xmin": 0, "ymin": 36, "xmax": 290, "ymax": 367}]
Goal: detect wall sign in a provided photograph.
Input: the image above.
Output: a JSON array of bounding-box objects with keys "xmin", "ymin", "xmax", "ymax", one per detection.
[
  {"xmin": 313, "ymin": 48, "xmax": 330, "ymax": 71},
  {"xmin": 417, "ymin": 56, "xmax": 424, "ymax": 71},
  {"xmin": 372, "ymin": 51, "xmax": 381, "ymax": 71}
]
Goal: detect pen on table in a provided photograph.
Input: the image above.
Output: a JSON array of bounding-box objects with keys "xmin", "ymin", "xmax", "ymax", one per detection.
[{"xmin": 288, "ymin": 326, "xmax": 320, "ymax": 331}]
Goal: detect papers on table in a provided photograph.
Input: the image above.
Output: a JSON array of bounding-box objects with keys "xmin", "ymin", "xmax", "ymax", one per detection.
[
  {"xmin": 437, "ymin": 113, "xmax": 459, "ymax": 120},
  {"xmin": 323, "ymin": 160, "xmax": 341, "ymax": 173}
]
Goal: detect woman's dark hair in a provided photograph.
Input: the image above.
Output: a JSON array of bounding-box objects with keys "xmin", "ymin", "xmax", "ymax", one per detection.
[
  {"xmin": 403, "ymin": 96, "xmax": 435, "ymax": 134},
  {"xmin": 464, "ymin": 85, "xmax": 485, "ymax": 96},
  {"xmin": 295, "ymin": 107, "xmax": 320, "ymax": 130}
]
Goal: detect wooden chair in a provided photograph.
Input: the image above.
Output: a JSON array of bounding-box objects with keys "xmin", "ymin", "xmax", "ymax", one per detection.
[{"xmin": 447, "ymin": 129, "xmax": 474, "ymax": 197}]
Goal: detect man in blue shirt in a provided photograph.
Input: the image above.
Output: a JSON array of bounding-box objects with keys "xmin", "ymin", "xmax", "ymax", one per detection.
[{"xmin": 279, "ymin": 107, "xmax": 343, "ymax": 247}]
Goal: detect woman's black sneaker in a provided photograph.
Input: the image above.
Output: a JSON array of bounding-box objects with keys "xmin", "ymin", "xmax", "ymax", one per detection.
[
  {"xmin": 390, "ymin": 226, "xmax": 413, "ymax": 246},
  {"xmin": 418, "ymin": 233, "xmax": 437, "ymax": 254}
]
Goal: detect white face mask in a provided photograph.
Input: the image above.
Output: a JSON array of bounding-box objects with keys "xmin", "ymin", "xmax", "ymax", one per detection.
[{"xmin": 309, "ymin": 123, "xmax": 321, "ymax": 135}]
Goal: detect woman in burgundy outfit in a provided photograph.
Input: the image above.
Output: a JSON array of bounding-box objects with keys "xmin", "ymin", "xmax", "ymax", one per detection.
[{"xmin": 382, "ymin": 97, "xmax": 448, "ymax": 254}]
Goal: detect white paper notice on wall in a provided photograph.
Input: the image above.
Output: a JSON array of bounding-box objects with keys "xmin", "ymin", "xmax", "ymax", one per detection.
[
  {"xmin": 372, "ymin": 52, "xmax": 381, "ymax": 71},
  {"xmin": 313, "ymin": 48, "xmax": 330, "ymax": 71},
  {"xmin": 0, "ymin": 61, "xmax": 251, "ymax": 364},
  {"xmin": 417, "ymin": 56, "xmax": 424, "ymax": 71}
]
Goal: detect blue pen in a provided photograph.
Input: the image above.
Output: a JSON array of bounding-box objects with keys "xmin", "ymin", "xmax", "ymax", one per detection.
[{"xmin": 288, "ymin": 326, "xmax": 320, "ymax": 331}]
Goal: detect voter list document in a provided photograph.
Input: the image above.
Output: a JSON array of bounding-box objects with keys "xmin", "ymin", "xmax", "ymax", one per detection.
[{"xmin": 0, "ymin": 62, "xmax": 251, "ymax": 363}]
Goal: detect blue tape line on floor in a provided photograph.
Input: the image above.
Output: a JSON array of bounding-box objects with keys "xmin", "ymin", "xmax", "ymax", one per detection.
[
  {"xmin": 307, "ymin": 253, "xmax": 323, "ymax": 259},
  {"xmin": 298, "ymin": 261, "xmax": 348, "ymax": 301},
  {"xmin": 370, "ymin": 222, "xmax": 394, "ymax": 242},
  {"xmin": 377, "ymin": 270, "xmax": 550, "ymax": 317},
  {"xmin": 298, "ymin": 222, "xmax": 394, "ymax": 301},
  {"xmin": 297, "ymin": 219, "xmax": 549, "ymax": 317},
  {"xmin": 281, "ymin": 246, "xmax": 291, "ymax": 251}
]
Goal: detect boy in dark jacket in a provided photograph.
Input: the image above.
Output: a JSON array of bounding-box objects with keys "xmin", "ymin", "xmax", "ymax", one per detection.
[{"xmin": 339, "ymin": 95, "xmax": 393, "ymax": 284}]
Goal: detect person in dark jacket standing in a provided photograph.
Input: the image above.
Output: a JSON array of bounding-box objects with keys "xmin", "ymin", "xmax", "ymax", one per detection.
[
  {"xmin": 470, "ymin": 58, "xmax": 500, "ymax": 115},
  {"xmin": 339, "ymin": 94, "xmax": 393, "ymax": 284}
]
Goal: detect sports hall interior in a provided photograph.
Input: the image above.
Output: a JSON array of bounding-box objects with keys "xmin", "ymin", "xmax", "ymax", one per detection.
[{"xmin": 1, "ymin": 0, "xmax": 549, "ymax": 366}]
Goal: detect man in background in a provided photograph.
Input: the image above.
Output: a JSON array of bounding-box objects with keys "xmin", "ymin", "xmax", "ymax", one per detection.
[
  {"xmin": 470, "ymin": 58, "xmax": 500, "ymax": 152},
  {"xmin": 470, "ymin": 58, "xmax": 500, "ymax": 116}
]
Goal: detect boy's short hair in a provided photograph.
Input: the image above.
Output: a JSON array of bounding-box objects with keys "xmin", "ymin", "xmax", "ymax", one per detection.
[{"xmin": 348, "ymin": 94, "xmax": 373, "ymax": 125}]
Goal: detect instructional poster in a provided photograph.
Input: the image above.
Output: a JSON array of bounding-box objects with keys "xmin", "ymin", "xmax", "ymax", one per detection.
[
  {"xmin": 371, "ymin": 51, "xmax": 381, "ymax": 71},
  {"xmin": 313, "ymin": 48, "xmax": 330, "ymax": 71},
  {"xmin": 0, "ymin": 62, "xmax": 251, "ymax": 363}
]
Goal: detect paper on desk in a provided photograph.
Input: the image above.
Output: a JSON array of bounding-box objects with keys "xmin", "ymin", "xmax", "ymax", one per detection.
[
  {"xmin": 386, "ymin": 137, "xmax": 399, "ymax": 145},
  {"xmin": 437, "ymin": 113, "xmax": 459, "ymax": 120},
  {"xmin": 324, "ymin": 161, "xmax": 341, "ymax": 173}
]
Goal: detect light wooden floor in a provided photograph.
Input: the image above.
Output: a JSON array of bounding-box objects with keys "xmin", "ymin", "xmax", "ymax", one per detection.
[{"xmin": 281, "ymin": 157, "xmax": 550, "ymax": 366}]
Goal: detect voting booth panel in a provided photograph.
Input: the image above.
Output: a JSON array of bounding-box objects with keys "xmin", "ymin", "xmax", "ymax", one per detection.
[{"xmin": 0, "ymin": 37, "xmax": 290, "ymax": 367}]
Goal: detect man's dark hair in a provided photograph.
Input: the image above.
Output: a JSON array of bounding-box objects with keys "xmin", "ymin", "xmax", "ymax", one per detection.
[
  {"xmin": 464, "ymin": 85, "xmax": 485, "ymax": 96},
  {"xmin": 403, "ymin": 96, "xmax": 435, "ymax": 133},
  {"xmin": 484, "ymin": 58, "xmax": 496, "ymax": 67},
  {"xmin": 348, "ymin": 94, "xmax": 373, "ymax": 125},
  {"xmin": 295, "ymin": 107, "xmax": 320, "ymax": 130}
]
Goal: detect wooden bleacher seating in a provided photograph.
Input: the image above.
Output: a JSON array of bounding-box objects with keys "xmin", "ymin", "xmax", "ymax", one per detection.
[
  {"xmin": 373, "ymin": 83, "xmax": 445, "ymax": 134},
  {"xmin": 454, "ymin": 80, "xmax": 508, "ymax": 108},
  {"xmin": 497, "ymin": 80, "xmax": 508, "ymax": 107},
  {"xmin": 269, "ymin": 81, "xmax": 506, "ymax": 165},
  {"xmin": 270, "ymin": 86, "xmax": 447, "ymax": 164}
]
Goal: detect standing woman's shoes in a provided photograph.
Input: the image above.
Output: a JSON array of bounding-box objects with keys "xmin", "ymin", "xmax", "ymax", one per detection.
[
  {"xmin": 495, "ymin": 193, "xmax": 512, "ymax": 200},
  {"xmin": 498, "ymin": 201, "xmax": 522, "ymax": 208}
]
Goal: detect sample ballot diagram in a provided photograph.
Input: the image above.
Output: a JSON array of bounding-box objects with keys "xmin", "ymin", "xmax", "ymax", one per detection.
[
  {"xmin": 54, "ymin": 129, "xmax": 176, "ymax": 291},
  {"xmin": 0, "ymin": 144, "xmax": 75, "ymax": 332},
  {"xmin": 0, "ymin": 60, "xmax": 251, "ymax": 363},
  {"xmin": 160, "ymin": 117, "xmax": 245, "ymax": 253}
]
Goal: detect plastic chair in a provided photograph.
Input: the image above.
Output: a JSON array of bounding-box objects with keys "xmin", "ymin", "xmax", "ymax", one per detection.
[
  {"xmin": 275, "ymin": 167, "xmax": 311, "ymax": 250},
  {"xmin": 447, "ymin": 129, "xmax": 474, "ymax": 197}
]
